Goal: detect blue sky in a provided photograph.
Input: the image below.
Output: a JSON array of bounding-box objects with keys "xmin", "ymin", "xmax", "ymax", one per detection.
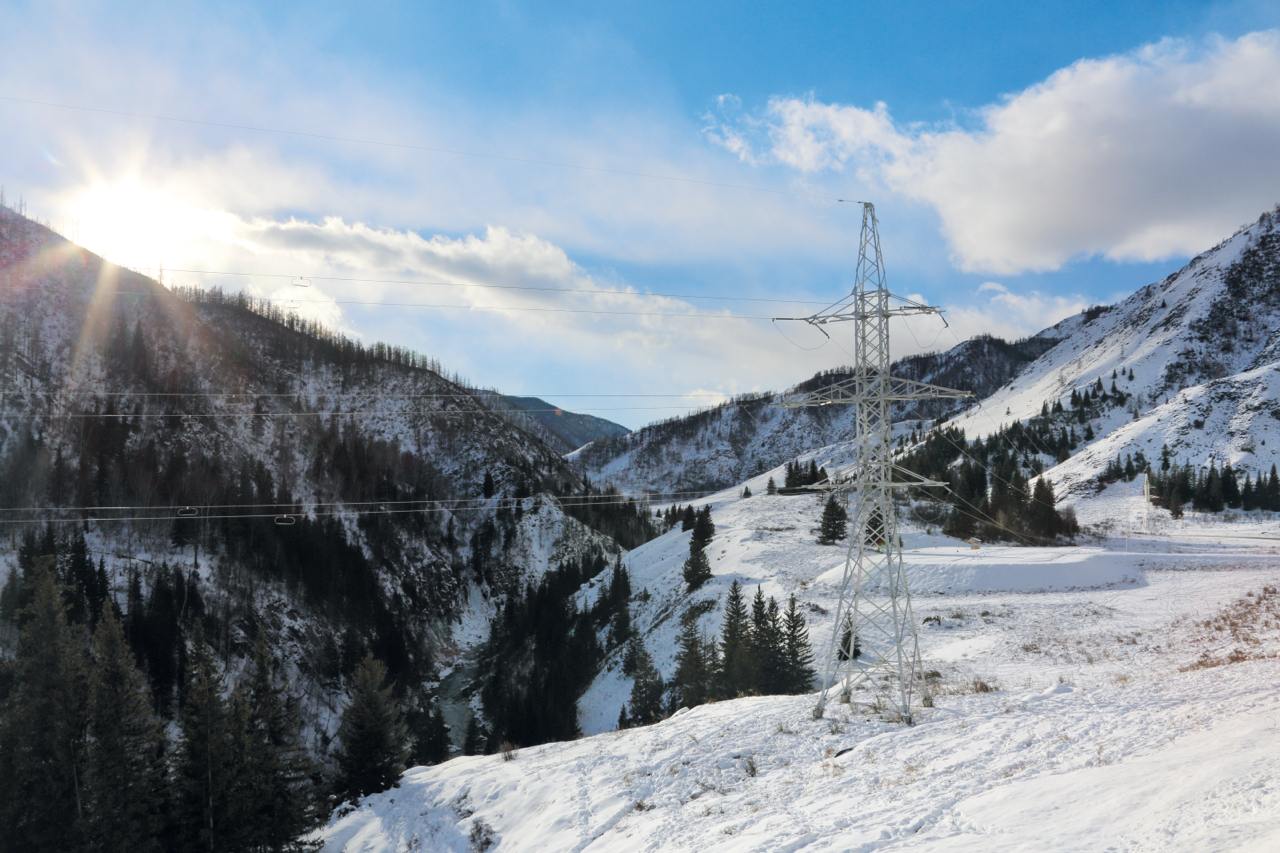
[{"xmin": 3, "ymin": 1, "xmax": 1280, "ymax": 427}]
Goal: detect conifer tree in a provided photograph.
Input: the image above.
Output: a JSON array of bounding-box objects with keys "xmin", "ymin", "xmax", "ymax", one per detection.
[
  {"xmin": 672, "ymin": 621, "xmax": 710, "ymax": 708},
  {"xmin": 240, "ymin": 637, "xmax": 319, "ymax": 847},
  {"xmin": 748, "ymin": 587, "xmax": 786, "ymax": 694},
  {"xmin": 718, "ymin": 580, "xmax": 752, "ymax": 698},
  {"xmin": 781, "ymin": 595, "xmax": 816, "ymax": 694},
  {"xmin": 766, "ymin": 476, "xmax": 777, "ymax": 495},
  {"xmin": 626, "ymin": 642, "xmax": 665, "ymax": 725},
  {"xmin": 85, "ymin": 608, "xmax": 168, "ymax": 853},
  {"xmin": 817, "ymin": 495, "xmax": 848, "ymax": 544},
  {"xmin": 412, "ymin": 703, "xmax": 450, "ymax": 765},
  {"xmin": 334, "ymin": 656, "xmax": 409, "ymax": 802},
  {"xmin": 682, "ymin": 542, "xmax": 712, "ymax": 591},
  {"xmin": 1027, "ymin": 477, "xmax": 1060, "ymax": 539},
  {"xmin": 462, "ymin": 716, "xmax": 484, "ymax": 756},
  {"xmin": 836, "ymin": 613, "xmax": 860, "ymax": 662},
  {"xmin": 173, "ymin": 638, "xmax": 237, "ymax": 853},
  {"xmin": 691, "ymin": 505, "xmax": 715, "ymax": 549},
  {"xmin": 0, "ymin": 561, "xmax": 90, "ymax": 850}
]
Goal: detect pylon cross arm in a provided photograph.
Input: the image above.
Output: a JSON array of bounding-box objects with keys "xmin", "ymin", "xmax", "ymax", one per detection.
[{"xmin": 778, "ymin": 375, "xmax": 972, "ymax": 408}]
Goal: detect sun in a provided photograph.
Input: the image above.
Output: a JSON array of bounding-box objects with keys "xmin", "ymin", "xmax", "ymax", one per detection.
[{"xmin": 61, "ymin": 177, "xmax": 228, "ymax": 277}]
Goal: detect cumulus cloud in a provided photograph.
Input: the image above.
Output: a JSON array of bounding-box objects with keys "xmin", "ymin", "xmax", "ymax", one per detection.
[{"xmin": 709, "ymin": 31, "xmax": 1280, "ymax": 274}]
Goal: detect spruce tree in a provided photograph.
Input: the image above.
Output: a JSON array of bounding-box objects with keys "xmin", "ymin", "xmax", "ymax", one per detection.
[
  {"xmin": 672, "ymin": 622, "xmax": 709, "ymax": 708},
  {"xmin": 748, "ymin": 587, "xmax": 785, "ymax": 693},
  {"xmin": 241, "ymin": 638, "xmax": 319, "ymax": 847},
  {"xmin": 718, "ymin": 580, "xmax": 752, "ymax": 698},
  {"xmin": 691, "ymin": 506, "xmax": 715, "ymax": 549},
  {"xmin": 682, "ymin": 543, "xmax": 712, "ymax": 591},
  {"xmin": 334, "ymin": 656, "xmax": 409, "ymax": 802},
  {"xmin": 85, "ymin": 608, "xmax": 169, "ymax": 853},
  {"xmin": 410, "ymin": 701, "xmax": 450, "ymax": 766},
  {"xmin": 766, "ymin": 477, "xmax": 777, "ymax": 495},
  {"xmin": 173, "ymin": 638, "xmax": 236, "ymax": 853},
  {"xmin": 836, "ymin": 613, "xmax": 860, "ymax": 661},
  {"xmin": 462, "ymin": 716, "xmax": 484, "ymax": 756},
  {"xmin": 626, "ymin": 642, "xmax": 665, "ymax": 725},
  {"xmin": 1028, "ymin": 477, "xmax": 1060, "ymax": 539},
  {"xmin": 0, "ymin": 561, "xmax": 90, "ymax": 850},
  {"xmin": 781, "ymin": 596, "xmax": 816, "ymax": 694},
  {"xmin": 817, "ymin": 495, "xmax": 848, "ymax": 544}
]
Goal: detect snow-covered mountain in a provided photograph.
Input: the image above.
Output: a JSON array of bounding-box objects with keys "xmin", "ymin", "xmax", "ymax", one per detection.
[
  {"xmin": 489, "ymin": 394, "xmax": 629, "ymax": 455},
  {"xmin": 570, "ymin": 334, "xmax": 1056, "ymax": 494},
  {"xmin": 943, "ymin": 205, "xmax": 1280, "ymax": 497},
  {"xmin": 0, "ymin": 206, "xmax": 630, "ymax": 751}
]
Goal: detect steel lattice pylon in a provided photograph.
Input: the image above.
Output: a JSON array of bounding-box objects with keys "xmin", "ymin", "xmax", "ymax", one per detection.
[{"xmin": 777, "ymin": 202, "xmax": 969, "ymax": 724}]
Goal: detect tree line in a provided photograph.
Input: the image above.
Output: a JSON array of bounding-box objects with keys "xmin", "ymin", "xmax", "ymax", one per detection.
[{"xmin": 618, "ymin": 581, "xmax": 815, "ymax": 727}]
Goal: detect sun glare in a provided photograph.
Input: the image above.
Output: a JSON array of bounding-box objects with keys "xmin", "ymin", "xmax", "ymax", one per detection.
[{"xmin": 61, "ymin": 178, "xmax": 229, "ymax": 277}]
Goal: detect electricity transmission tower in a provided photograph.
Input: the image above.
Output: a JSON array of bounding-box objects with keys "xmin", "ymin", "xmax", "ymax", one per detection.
[{"xmin": 778, "ymin": 202, "xmax": 969, "ymax": 723}]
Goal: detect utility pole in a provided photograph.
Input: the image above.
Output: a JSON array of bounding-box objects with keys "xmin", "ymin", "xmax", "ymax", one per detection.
[{"xmin": 777, "ymin": 202, "xmax": 969, "ymax": 724}]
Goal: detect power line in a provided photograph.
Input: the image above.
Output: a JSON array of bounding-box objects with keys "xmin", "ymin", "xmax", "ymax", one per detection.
[
  {"xmin": 0, "ymin": 94, "xmax": 837, "ymax": 201},
  {"xmin": 253, "ymin": 295, "xmax": 779, "ymax": 320},
  {"xmin": 7, "ymin": 287, "xmax": 779, "ymax": 321},
  {"xmin": 11, "ymin": 404, "xmax": 713, "ymax": 420},
  {"xmin": 5, "ymin": 391, "xmax": 729, "ymax": 400},
  {"xmin": 165, "ymin": 267, "xmax": 833, "ymax": 307},
  {"xmin": 0, "ymin": 491, "xmax": 718, "ymax": 526},
  {"xmin": 0, "ymin": 488, "xmax": 718, "ymax": 515}
]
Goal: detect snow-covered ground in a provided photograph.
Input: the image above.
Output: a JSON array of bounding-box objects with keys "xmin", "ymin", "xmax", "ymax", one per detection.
[
  {"xmin": 574, "ymin": 464, "xmax": 1148, "ymax": 738},
  {"xmin": 320, "ymin": 464, "xmax": 1280, "ymax": 853},
  {"xmin": 320, "ymin": 550, "xmax": 1280, "ymax": 851}
]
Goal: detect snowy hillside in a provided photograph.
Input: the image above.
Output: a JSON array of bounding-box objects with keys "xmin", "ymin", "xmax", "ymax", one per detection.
[
  {"xmin": 321, "ymin": 533, "xmax": 1280, "ymax": 851},
  {"xmin": 0, "ymin": 206, "xmax": 633, "ymax": 752},
  {"xmin": 945, "ymin": 206, "xmax": 1280, "ymax": 495},
  {"xmin": 572, "ymin": 335, "xmax": 1055, "ymax": 495},
  {"xmin": 573, "ymin": 450, "xmax": 1143, "ymax": 735},
  {"xmin": 487, "ymin": 394, "xmax": 630, "ymax": 455}
]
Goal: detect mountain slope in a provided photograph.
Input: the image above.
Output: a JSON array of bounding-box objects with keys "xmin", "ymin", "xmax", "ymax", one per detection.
[
  {"xmin": 0, "ymin": 206, "xmax": 635, "ymax": 753},
  {"xmin": 570, "ymin": 334, "xmax": 1056, "ymax": 494},
  {"xmin": 493, "ymin": 395, "xmax": 629, "ymax": 454},
  {"xmin": 940, "ymin": 205, "xmax": 1280, "ymax": 498}
]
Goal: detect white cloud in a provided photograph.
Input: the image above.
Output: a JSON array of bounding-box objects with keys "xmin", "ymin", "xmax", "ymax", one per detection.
[
  {"xmin": 944, "ymin": 283, "xmax": 1088, "ymax": 344},
  {"xmin": 710, "ymin": 31, "xmax": 1280, "ymax": 274}
]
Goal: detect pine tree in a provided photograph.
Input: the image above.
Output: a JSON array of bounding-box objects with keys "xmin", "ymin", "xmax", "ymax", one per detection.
[
  {"xmin": 741, "ymin": 485, "xmax": 752, "ymax": 498},
  {"xmin": 718, "ymin": 580, "xmax": 752, "ymax": 698},
  {"xmin": 748, "ymin": 587, "xmax": 785, "ymax": 694},
  {"xmin": 682, "ymin": 542, "xmax": 712, "ymax": 591},
  {"xmin": 691, "ymin": 506, "xmax": 715, "ymax": 549},
  {"xmin": 672, "ymin": 621, "xmax": 710, "ymax": 708},
  {"xmin": 240, "ymin": 637, "xmax": 319, "ymax": 847},
  {"xmin": 412, "ymin": 696, "xmax": 453, "ymax": 763},
  {"xmin": 766, "ymin": 477, "xmax": 777, "ymax": 495},
  {"xmin": 335, "ymin": 656, "xmax": 409, "ymax": 802},
  {"xmin": 173, "ymin": 638, "xmax": 237, "ymax": 853},
  {"xmin": 836, "ymin": 613, "xmax": 860, "ymax": 661},
  {"xmin": 0, "ymin": 561, "xmax": 90, "ymax": 850},
  {"xmin": 84, "ymin": 608, "xmax": 168, "ymax": 853},
  {"xmin": 1027, "ymin": 477, "xmax": 1060, "ymax": 539},
  {"xmin": 817, "ymin": 495, "xmax": 848, "ymax": 544},
  {"xmin": 781, "ymin": 596, "xmax": 816, "ymax": 694},
  {"xmin": 626, "ymin": 642, "xmax": 665, "ymax": 725},
  {"xmin": 462, "ymin": 716, "xmax": 484, "ymax": 756}
]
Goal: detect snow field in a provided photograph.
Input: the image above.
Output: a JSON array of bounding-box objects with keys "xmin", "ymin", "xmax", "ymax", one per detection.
[{"xmin": 322, "ymin": 562, "xmax": 1280, "ymax": 851}]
